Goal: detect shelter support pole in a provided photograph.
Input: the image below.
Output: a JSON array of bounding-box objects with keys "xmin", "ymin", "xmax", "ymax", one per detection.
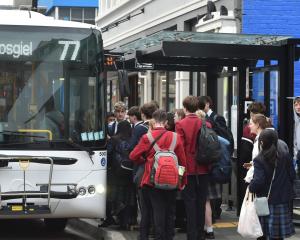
[
  {"xmin": 278, "ymin": 44, "xmax": 295, "ymax": 149},
  {"xmin": 166, "ymin": 72, "xmax": 170, "ymax": 111},
  {"xmin": 128, "ymin": 74, "xmax": 138, "ymax": 107},
  {"xmin": 207, "ymin": 69, "xmax": 219, "ymax": 111},
  {"xmin": 236, "ymin": 66, "xmax": 247, "ymax": 216},
  {"xmin": 264, "ymin": 60, "xmax": 271, "ymax": 117}
]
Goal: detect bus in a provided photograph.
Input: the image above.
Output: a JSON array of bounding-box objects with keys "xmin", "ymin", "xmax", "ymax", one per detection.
[{"xmin": 0, "ymin": 10, "xmax": 107, "ymax": 230}]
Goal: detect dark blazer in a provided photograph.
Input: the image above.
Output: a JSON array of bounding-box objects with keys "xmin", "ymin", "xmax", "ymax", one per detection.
[
  {"xmin": 249, "ymin": 140, "xmax": 296, "ymax": 205},
  {"xmin": 207, "ymin": 111, "xmax": 227, "ymax": 129},
  {"xmin": 128, "ymin": 122, "xmax": 149, "ymax": 151},
  {"xmin": 175, "ymin": 114, "xmax": 210, "ymax": 175}
]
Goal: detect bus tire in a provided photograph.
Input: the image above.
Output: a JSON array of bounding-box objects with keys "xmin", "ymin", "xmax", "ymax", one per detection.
[{"xmin": 44, "ymin": 218, "xmax": 68, "ymax": 231}]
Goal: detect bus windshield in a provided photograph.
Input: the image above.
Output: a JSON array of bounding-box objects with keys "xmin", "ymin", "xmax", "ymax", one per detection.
[{"xmin": 0, "ymin": 26, "xmax": 106, "ymax": 148}]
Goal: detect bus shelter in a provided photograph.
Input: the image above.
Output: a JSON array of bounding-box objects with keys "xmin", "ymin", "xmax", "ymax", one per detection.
[{"xmin": 107, "ymin": 30, "xmax": 300, "ymax": 212}]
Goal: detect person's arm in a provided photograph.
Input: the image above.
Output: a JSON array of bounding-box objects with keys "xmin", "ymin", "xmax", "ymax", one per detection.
[
  {"xmin": 129, "ymin": 136, "xmax": 149, "ymax": 165},
  {"xmin": 248, "ymin": 158, "xmax": 266, "ymax": 193},
  {"xmin": 128, "ymin": 125, "xmax": 148, "ymax": 151},
  {"xmin": 175, "ymin": 137, "xmax": 187, "ymax": 188},
  {"xmin": 175, "ymin": 121, "xmax": 185, "ymax": 147}
]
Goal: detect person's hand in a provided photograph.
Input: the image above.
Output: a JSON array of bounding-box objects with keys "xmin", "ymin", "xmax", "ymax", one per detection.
[{"xmin": 243, "ymin": 162, "xmax": 252, "ymax": 169}]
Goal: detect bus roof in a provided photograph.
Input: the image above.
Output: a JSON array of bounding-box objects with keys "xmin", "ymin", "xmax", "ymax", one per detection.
[{"xmin": 0, "ymin": 10, "xmax": 100, "ymax": 31}]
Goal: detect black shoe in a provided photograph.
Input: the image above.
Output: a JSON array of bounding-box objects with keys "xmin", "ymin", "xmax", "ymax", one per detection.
[{"xmin": 205, "ymin": 231, "xmax": 215, "ymax": 239}]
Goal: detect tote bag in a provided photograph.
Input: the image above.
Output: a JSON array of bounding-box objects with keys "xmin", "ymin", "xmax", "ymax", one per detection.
[{"xmin": 238, "ymin": 188, "xmax": 263, "ymax": 238}]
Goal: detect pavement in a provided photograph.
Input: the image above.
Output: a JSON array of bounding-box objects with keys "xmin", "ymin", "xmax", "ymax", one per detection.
[{"xmin": 70, "ymin": 208, "xmax": 300, "ymax": 240}]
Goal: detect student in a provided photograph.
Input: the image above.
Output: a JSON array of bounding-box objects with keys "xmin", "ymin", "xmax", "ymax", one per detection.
[
  {"xmin": 130, "ymin": 109, "xmax": 187, "ymax": 240},
  {"xmin": 176, "ymin": 96, "xmax": 211, "ymax": 240},
  {"xmin": 238, "ymin": 102, "xmax": 267, "ymax": 211},
  {"xmin": 249, "ymin": 129, "xmax": 295, "ymax": 240},
  {"xmin": 129, "ymin": 102, "xmax": 158, "ymax": 240},
  {"xmin": 293, "ymin": 96, "xmax": 300, "ymax": 175},
  {"xmin": 107, "ymin": 120, "xmax": 135, "ymax": 230},
  {"xmin": 108, "ymin": 101, "xmax": 127, "ymax": 136}
]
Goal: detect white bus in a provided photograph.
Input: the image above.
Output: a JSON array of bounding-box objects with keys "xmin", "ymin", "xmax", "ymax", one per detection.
[{"xmin": 0, "ymin": 10, "xmax": 107, "ymax": 230}]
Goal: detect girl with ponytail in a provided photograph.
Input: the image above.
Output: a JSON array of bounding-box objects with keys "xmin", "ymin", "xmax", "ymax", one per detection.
[{"xmin": 249, "ymin": 129, "xmax": 295, "ymax": 240}]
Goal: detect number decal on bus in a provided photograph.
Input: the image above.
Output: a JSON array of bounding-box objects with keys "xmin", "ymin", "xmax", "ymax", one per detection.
[{"xmin": 58, "ymin": 41, "xmax": 80, "ymax": 61}]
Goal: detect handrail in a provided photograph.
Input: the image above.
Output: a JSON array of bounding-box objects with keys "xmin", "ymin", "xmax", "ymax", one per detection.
[{"xmin": 18, "ymin": 129, "xmax": 53, "ymax": 141}]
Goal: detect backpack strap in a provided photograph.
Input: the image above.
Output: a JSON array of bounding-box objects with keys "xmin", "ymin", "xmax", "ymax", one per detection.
[
  {"xmin": 146, "ymin": 131, "xmax": 166, "ymax": 152},
  {"xmin": 169, "ymin": 132, "xmax": 177, "ymax": 152}
]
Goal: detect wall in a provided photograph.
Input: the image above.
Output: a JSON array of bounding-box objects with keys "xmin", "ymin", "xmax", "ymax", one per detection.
[
  {"xmin": 243, "ymin": 0, "xmax": 300, "ymax": 96},
  {"xmin": 97, "ymin": 0, "xmax": 236, "ymax": 48}
]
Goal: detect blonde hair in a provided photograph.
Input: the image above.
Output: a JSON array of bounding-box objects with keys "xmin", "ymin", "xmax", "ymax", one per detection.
[
  {"xmin": 196, "ymin": 109, "xmax": 206, "ymax": 120},
  {"xmin": 114, "ymin": 101, "xmax": 126, "ymax": 112}
]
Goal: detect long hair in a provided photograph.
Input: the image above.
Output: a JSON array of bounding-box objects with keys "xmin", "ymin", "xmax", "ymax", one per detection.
[
  {"xmin": 251, "ymin": 113, "xmax": 272, "ymax": 130},
  {"xmin": 258, "ymin": 129, "xmax": 278, "ymax": 166},
  {"xmin": 116, "ymin": 120, "xmax": 132, "ymax": 140}
]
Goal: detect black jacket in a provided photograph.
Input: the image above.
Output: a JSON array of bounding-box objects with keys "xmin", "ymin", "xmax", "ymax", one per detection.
[
  {"xmin": 249, "ymin": 140, "xmax": 296, "ymax": 204},
  {"xmin": 128, "ymin": 122, "xmax": 149, "ymax": 151}
]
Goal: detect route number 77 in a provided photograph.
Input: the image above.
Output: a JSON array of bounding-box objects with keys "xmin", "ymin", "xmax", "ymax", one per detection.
[{"xmin": 58, "ymin": 41, "xmax": 80, "ymax": 61}]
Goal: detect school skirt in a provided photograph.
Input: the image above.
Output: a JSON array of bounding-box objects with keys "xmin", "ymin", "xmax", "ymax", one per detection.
[
  {"xmin": 259, "ymin": 203, "xmax": 295, "ymax": 239},
  {"xmin": 207, "ymin": 182, "xmax": 222, "ymax": 200}
]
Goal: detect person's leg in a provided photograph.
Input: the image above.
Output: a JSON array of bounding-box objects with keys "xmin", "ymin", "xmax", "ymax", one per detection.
[
  {"xmin": 183, "ymin": 176, "xmax": 199, "ymax": 240},
  {"xmin": 149, "ymin": 188, "xmax": 166, "ymax": 240},
  {"xmin": 196, "ymin": 175, "xmax": 209, "ymax": 240},
  {"xmin": 138, "ymin": 188, "xmax": 151, "ymax": 240},
  {"xmin": 165, "ymin": 190, "xmax": 177, "ymax": 240},
  {"xmin": 205, "ymin": 200, "xmax": 214, "ymax": 239}
]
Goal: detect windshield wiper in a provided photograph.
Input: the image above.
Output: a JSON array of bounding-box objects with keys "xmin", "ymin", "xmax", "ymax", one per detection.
[
  {"xmin": 51, "ymin": 139, "xmax": 95, "ymax": 164},
  {"xmin": 0, "ymin": 131, "xmax": 47, "ymax": 139}
]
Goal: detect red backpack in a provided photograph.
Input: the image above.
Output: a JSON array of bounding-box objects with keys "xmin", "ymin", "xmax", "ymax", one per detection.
[{"xmin": 146, "ymin": 132, "xmax": 179, "ymax": 190}]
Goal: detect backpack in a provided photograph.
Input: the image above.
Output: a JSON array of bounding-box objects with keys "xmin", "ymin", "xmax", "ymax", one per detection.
[
  {"xmin": 195, "ymin": 119, "xmax": 222, "ymax": 165},
  {"xmin": 210, "ymin": 136, "xmax": 232, "ymax": 184},
  {"xmin": 146, "ymin": 132, "xmax": 179, "ymax": 190},
  {"xmin": 211, "ymin": 114, "xmax": 234, "ymax": 155},
  {"xmin": 112, "ymin": 139, "xmax": 133, "ymax": 178}
]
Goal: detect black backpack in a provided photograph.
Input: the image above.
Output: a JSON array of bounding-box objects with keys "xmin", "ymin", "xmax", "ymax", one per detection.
[
  {"xmin": 195, "ymin": 120, "xmax": 222, "ymax": 165},
  {"xmin": 210, "ymin": 114, "xmax": 234, "ymax": 155}
]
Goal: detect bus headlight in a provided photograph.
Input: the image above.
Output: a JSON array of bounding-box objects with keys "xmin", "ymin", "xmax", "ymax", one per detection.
[
  {"xmin": 96, "ymin": 184, "xmax": 105, "ymax": 194},
  {"xmin": 78, "ymin": 187, "xmax": 87, "ymax": 196},
  {"xmin": 88, "ymin": 185, "xmax": 96, "ymax": 194}
]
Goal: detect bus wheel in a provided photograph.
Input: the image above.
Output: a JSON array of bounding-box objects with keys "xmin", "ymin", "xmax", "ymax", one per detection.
[{"xmin": 44, "ymin": 218, "xmax": 68, "ymax": 231}]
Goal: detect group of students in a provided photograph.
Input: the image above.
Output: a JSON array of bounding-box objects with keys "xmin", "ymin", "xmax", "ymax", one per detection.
[
  {"xmin": 104, "ymin": 96, "xmax": 233, "ymax": 240},
  {"xmin": 238, "ymin": 99, "xmax": 300, "ymax": 240},
  {"xmin": 103, "ymin": 96, "xmax": 300, "ymax": 240}
]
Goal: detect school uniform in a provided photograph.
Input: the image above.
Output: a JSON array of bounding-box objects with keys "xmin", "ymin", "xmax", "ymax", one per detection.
[
  {"xmin": 130, "ymin": 128, "xmax": 187, "ymax": 240},
  {"xmin": 175, "ymin": 114, "xmax": 211, "ymax": 240},
  {"xmin": 249, "ymin": 140, "xmax": 296, "ymax": 239}
]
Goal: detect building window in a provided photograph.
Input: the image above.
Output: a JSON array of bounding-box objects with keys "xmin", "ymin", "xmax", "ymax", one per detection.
[
  {"xmin": 71, "ymin": 8, "xmax": 83, "ymax": 22},
  {"xmin": 58, "ymin": 8, "xmax": 70, "ymax": 21},
  {"xmin": 84, "ymin": 8, "xmax": 96, "ymax": 25}
]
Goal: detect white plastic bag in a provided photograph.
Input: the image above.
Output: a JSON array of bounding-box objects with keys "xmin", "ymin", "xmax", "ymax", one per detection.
[
  {"xmin": 238, "ymin": 188, "xmax": 263, "ymax": 238},
  {"xmin": 244, "ymin": 165, "xmax": 254, "ymax": 183}
]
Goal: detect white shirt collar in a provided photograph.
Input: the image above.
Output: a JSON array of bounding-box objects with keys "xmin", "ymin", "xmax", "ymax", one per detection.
[
  {"xmin": 207, "ymin": 109, "xmax": 213, "ymax": 117},
  {"xmin": 134, "ymin": 121, "xmax": 143, "ymax": 127}
]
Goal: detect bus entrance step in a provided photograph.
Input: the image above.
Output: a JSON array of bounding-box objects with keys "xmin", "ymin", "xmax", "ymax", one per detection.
[{"xmin": 0, "ymin": 205, "xmax": 51, "ymax": 215}]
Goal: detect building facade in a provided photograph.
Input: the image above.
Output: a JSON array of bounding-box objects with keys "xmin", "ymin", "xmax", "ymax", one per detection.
[
  {"xmin": 39, "ymin": 0, "xmax": 98, "ymax": 24},
  {"xmin": 242, "ymin": 0, "xmax": 300, "ymax": 128}
]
